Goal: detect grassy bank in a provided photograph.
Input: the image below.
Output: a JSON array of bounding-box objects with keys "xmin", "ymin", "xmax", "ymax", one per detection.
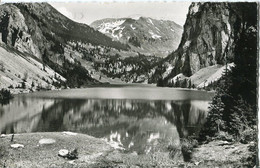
[
  {"xmin": 0, "ymin": 132, "xmax": 256, "ymax": 168},
  {"xmin": 0, "ymin": 132, "xmax": 113, "ymax": 168}
]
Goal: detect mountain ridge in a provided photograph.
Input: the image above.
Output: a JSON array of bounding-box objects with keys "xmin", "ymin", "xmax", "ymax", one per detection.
[{"xmin": 91, "ymin": 17, "xmax": 183, "ymax": 57}]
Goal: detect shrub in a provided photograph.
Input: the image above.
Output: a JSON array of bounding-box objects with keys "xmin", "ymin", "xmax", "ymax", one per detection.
[
  {"xmin": 168, "ymin": 137, "xmax": 198, "ymax": 162},
  {"xmin": 239, "ymin": 127, "xmax": 256, "ymax": 144}
]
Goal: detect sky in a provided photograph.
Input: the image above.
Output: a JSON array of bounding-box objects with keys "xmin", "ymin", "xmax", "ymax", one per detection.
[{"xmin": 49, "ymin": 1, "xmax": 191, "ymax": 26}]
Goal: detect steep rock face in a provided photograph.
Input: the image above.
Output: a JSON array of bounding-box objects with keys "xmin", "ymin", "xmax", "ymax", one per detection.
[
  {"xmin": 91, "ymin": 17, "xmax": 183, "ymax": 57},
  {"xmin": 0, "ymin": 4, "xmax": 42, "ymax": 58},
  {"xmin": 163, "ymin": 2, "xmax": 239, "ymax": 80}
]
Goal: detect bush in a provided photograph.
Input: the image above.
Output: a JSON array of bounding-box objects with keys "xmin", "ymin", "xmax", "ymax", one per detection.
[
  {"xmin": 181, "ymin": 139, "xmax": 194, "ymax": 162},
  {"xmin": 168, "ymin": 137, "xmax": 198, "ymax": 162},
  {"xmin": 239, "ymin": 127, "xmax": 256, "ymax": 144}
]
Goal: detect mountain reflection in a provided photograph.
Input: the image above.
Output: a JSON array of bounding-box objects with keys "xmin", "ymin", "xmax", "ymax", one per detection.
[{"xmin": 0, "ymin": 98, "xmax": 209, "ymax": 154}]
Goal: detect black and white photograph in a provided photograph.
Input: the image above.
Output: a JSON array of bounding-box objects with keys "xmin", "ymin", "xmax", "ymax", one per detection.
[{"xmin": 0, "ymin": 1, "xmax": 258, "ymax": 167}]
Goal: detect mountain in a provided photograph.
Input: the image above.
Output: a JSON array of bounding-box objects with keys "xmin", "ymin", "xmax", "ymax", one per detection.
[
  {"xmin": 0, "ymin": 3, "xmax": 128, "ymax": 58},
  {"xmin": 91, "ymin": 17, "xmax": 183, "ymax": 57},
  {"xmin": 0, "ymin": 3, "xmax": 167, "ymax": 86},
  {"xmin": 0, "ymin": 3, "xmax": 143, "ymax": 88},
  {"xmin": 154, "ymin": 2, "xmax": 251, "ymax": 87}
]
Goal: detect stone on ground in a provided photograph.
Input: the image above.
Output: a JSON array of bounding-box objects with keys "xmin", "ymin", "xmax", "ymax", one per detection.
[
  {"xmin": 58, "ymin": 149, "xmax": 69, "ymax": 157},
  {"xmin": 62, "ymin": 131, "xmax": 77, "ymax": 136},
  {"xmin": 11, "ymin": 144, "xmax": 24, "ymax": 148},
  {"xmin": 39, "ymin": 138, "xmax": 56, "ymax": 145}
]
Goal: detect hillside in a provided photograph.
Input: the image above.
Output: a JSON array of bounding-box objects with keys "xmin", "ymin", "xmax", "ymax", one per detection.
[
  {"xmin": 91, "ymin": 17, "xmax": 182, "ymax": 57},
  {"xmin": 0, "ymin": 43, "xmax": 65, "ymax": 92}
]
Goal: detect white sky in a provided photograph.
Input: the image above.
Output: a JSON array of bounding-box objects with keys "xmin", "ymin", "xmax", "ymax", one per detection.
[{"xmin": 49, "ymin": 1, "xmax": 191, "ymax": 26}]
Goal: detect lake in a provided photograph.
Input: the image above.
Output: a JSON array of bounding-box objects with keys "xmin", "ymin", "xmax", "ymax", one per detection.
[{"xmin": 0, "ymin": 86, "xmax": 214, "ymax": 154}]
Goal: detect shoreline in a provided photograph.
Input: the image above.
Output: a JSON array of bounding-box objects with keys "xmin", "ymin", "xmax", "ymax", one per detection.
[
  {"xmin": 3, "ymin": 82, "xmax": 215, "ymax": 96},
  {"xmin": 0, "ymin": 132, "xmax": 254, "ymax": 168},
  {"xmin": 12, "ymin": 86, "xmax": 215, "ymax": 102}
]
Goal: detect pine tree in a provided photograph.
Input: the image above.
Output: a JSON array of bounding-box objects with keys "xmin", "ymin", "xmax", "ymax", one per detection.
[
  {"xmin": 188, "ymin": 79, "xmax": 192, "ymax": 89},
  {"xmin": 175, "ymin": 77, "xmax": 180, "ymax": 87}
]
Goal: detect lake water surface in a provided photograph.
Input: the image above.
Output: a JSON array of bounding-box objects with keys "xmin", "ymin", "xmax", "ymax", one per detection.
[{"xmin": 0, "ymin": 86, "xmax": 214, "ymax": 154}]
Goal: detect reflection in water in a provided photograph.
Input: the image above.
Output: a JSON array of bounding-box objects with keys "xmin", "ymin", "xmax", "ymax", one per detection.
[{"xmin": 0, "ymin": 97, "xmax": 209, "ymax": 155}]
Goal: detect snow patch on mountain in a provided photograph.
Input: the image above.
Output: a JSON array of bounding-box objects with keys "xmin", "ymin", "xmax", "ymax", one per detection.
[
  {"xmin": 149, "ymin": 31, "xmax": 161, "ymax": 39},
  {"xmin": 130, "ymin": 24, "xmax": 136, "ymax": 30},
  {"xmin": 97, "ymin": 20, "xmax": 125, "ymax": 35},
  {"xmin": 148, "ymin": 18, "xmax": 154, "ymax": 25}
]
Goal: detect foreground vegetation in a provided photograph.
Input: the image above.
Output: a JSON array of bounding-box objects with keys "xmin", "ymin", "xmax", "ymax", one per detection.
[
  {"xmin": 168, "ymin": 3, "xmax": 257, "ymax": 167},
  {"xmin": 196, "ymin": 3, "xmax": 257, "ymax": 167}
]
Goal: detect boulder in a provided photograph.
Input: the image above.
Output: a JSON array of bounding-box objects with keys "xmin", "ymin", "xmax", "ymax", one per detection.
[
  {"xmin": 62, "ymin": 131, "xmax": 77, "ymax": 136},
  {"xmin": 39, "ymin": 138, "xmax": 56, "ymax": 145},
  {"xmin": 11, "ymin": 144, "xmax": 24, "ymax": 148},
  {"xmin": 58, "ymin": 149, "xmax": 69, "ymax": 157}
]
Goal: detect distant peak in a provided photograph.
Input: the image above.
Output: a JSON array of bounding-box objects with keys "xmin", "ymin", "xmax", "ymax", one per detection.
[{"xmin": 127, "ymin": 14, "xmax": 142, "ymax": 20}]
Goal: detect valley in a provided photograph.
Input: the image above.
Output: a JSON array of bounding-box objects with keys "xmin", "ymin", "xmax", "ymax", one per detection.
[
  {"xmin": 0, "ymin": 2, "xmax": 236, "ymax": 91},
  {"xmin": 0, "ymin": 2, "xmax": 257, "ymax": 168}
]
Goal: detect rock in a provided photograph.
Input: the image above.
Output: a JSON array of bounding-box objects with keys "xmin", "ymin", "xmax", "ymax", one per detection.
[
  {"xmin": 62, "ymin": 131, "xmax": 77, "ymax": 136},
  {"xmin": 58, "ymin": 149, "xmax": 69, "ymax": 157},
  {"xmin": 11, "ymin": 144, "xmax": 24, "ymax": 148},
  {"xmin": 131, "ymin": 151, "xmax": 138, "ymax": 156},
  {"xmin": 68, "ymin": 160, "xmax": 75, "ymax": 164},
  {"xmin": 58, "ymin": 149, "xmax": 78, "ymax": 160},
  {"xmin": 194, "ymin": 161, "xmax": 201, "ymax": 165},
  {"xmin": 39, "ymin": 138, "xmax": 56, "ymax": 145},
  {"xmin": 217, "ymin": 141, "xmax": 231, "ymax": 146},
  {"xmin": 0, "ymin": 134, "xmax": 6, "ymax": 138},
  {"xmin": 67, "ymin": 149, "xmax": 79, "ymax": 160},
  {"xmin": 225, "ymin": 145, "xmax": 235, "ymax": 149}
]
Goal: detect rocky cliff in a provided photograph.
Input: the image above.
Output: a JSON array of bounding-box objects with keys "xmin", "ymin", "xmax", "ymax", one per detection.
[{"xmin": 157, "ymin": 2, "xmax": 253, "ymax": 86}]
